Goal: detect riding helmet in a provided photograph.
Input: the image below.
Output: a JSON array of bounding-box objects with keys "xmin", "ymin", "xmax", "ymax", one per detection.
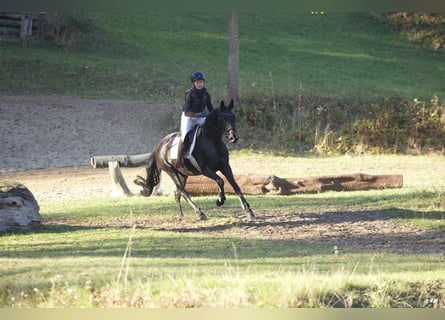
[{"xmin": 191, "ymin": 71, "xmax": 205, "ymax": 82}]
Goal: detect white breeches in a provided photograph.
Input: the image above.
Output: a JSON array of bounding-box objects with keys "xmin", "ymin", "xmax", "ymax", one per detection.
[{"xmin": 180, "ymin": 112, "xmax": 206, "ymax": 141}]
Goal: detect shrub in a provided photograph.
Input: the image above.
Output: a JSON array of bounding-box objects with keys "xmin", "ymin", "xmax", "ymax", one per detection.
[
  {"xmin": 239, "ymin": 94, "xmax": 445, "ymax": 155},
  {"xmin": 34, "ymin": 13, "xmax": 101, "ymax": 50},
  {"xmin": 380, "ymin": 13, "xmax": 445, "ymax": 51}
]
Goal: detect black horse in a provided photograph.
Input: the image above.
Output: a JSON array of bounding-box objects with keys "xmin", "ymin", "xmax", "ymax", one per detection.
[{"xmin": 134, "ymin": 100, "xmax": 255, "ymax": 221}]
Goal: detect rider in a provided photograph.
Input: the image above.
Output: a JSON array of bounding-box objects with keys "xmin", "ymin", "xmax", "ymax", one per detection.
[{"xmin": 175, "ymin": 71, "xmax": 214, "ymax": 168}]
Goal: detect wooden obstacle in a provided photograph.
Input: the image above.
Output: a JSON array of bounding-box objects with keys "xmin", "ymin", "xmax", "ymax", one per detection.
[
  {"xmin": 185, "ymin": 173, "xmax": 403, "ymax": 196},
  {"xmin": 90, "ymin": 153, "xmax": 403, "ymax": 197},
  {"xmin": 90, "ymin": 153, "xmax": 152, "ymax": 197},
  {"xmin": 0, "ymin": 13, "xmax": 41, "ymax": 41},
  {"xmin": 90, "ymin": 153, "xmax": 152, "ymax": 169}
]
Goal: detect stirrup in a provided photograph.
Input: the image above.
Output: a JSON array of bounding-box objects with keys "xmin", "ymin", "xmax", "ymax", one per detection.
[{"xmin": 175, "ymin": 161, "xmax": 184, "ymax": 168}]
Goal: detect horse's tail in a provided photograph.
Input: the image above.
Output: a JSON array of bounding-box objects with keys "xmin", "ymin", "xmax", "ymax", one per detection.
[{"xmin": 134, "ymin": 152, "xmax": 161, "ymax": 197}]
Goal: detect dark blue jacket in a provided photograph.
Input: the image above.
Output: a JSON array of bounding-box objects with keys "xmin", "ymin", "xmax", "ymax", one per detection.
[{"xmin": 183, "ymin": 87, "xmax": 214, "ymax": 116}]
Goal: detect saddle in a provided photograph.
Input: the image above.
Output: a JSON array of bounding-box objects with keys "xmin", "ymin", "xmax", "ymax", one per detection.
[
  {"xmin": 171, "ymin": 125, "xmax": 202, "ymax": 171},
  {"xmin": 183, "ymin": 125, "xmax": 200, "ymax": 156}
]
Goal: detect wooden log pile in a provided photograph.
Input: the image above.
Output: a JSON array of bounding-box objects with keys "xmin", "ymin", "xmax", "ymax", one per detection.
[{"xmin": 185, "ymin": 173, "xmax": 403, "ymax": 196}]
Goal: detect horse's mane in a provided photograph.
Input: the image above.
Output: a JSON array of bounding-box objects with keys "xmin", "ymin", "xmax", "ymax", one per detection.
[
  {"xmin": 206, "ymin": 104, "xmax": 232, "ymax": 124},
  {"xmin": 206, "ymin": 106, "xmax": 221, "ymax": 122}
]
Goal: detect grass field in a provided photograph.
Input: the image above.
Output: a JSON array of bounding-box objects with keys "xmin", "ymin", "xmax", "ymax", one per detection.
[
  {"xmin": 1, "ymin": 13, "xmax": 444, "ymax": 103},
  {"xmin": 1, "ymin": 154, "xmax": 444, "ymax": 307}
]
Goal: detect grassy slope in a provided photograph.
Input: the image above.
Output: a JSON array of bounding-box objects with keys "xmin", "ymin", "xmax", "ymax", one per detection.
[
  {"xmin": 1, "ymin": 13, "xmax": 444, "ymax": 103},
  {"xmin": 239, "ymin": 13, "xmax": 444, "ymax": 99}
]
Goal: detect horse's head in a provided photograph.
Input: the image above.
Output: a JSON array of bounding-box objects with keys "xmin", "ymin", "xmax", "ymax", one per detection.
[{"xmin": 218, "ymin": 100, "xmax": 238, "ymax": 143}]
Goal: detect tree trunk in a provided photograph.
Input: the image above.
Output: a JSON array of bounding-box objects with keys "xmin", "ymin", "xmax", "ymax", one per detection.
[{"xmin": 227, "ymin": 12, "xmax": 240, "ymax": 106}]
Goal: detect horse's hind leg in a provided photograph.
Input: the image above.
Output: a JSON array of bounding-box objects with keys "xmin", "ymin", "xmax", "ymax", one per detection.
[
  {"xmin": 168, "ymin": 172, "xmax": 207, "ymax": 221},
  {"xmin": 178, "ymin": 186, "xmax": 207, "ymax": 221},
  {"xmin": 174, "ymin": 187, "xmax": 184, "ymax": 219}
]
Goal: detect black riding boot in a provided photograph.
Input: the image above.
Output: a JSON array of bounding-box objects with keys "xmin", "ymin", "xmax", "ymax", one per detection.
[{"xmin": 175, "ymin": 142, "xmax": 185, "ymax": 168}]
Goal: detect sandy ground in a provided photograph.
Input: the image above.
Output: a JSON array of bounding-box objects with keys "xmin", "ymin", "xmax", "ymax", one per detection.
[
  {"xmin": 1, "ymin": 93, "xmax": 176, "ymax": 201},
  {"xmin": 1, "ymin": 94, "xmax": 173, "ymax": 171},
  {"xmin": 1, "ymin": 94, "xmax": 445, "ymax": 254}
]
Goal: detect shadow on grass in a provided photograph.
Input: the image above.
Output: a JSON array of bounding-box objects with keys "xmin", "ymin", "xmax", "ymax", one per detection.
[{"xmin": 1, "ymin": 206, "xmax": 444, "ymax": 259}]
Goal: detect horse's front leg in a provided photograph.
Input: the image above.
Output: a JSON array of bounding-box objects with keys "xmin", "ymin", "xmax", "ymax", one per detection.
[
  {"xmin": 202, "ymin": 168, "xmax": 226, "ymax": 207},
  {"xmin": 220, "ymin": 165, "xmax": 256, "ymax": 220}
]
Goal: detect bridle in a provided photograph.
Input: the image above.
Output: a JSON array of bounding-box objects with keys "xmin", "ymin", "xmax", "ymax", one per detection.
[{"xmin": 216, "ymin": 110, "xmax": 237, "ymax": 137}]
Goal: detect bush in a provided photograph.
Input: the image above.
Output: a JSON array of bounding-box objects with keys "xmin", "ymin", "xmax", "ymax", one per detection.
[
  {"xmin": 34, "ymin": 13, "xmax": 101, "ymax": 50},
  {"xmin": 380, "ymin": 13, "xmax": 445, "ymax": 51},
  {"xmin": 239, "ymin": 94, "xmax": 445, "ymax": 155}
]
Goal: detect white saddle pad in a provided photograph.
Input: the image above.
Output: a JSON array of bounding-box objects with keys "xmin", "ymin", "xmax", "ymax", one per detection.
[
  {"xmin": 170, "ymin": 129, "xmax": 199, "ymax": 160},
  {"xmin": 170, "ymin": 136, "xmax": 180, "ymax": 160}
]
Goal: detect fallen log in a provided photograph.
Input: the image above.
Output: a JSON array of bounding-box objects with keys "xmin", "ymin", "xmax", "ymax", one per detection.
[
  {"xmin": 90, "ymin": 153, "xmax": 151, "ymax": 169},
  {"xmin": 185, "ymin": 173, "xmax": 403, "ymax": 195}
]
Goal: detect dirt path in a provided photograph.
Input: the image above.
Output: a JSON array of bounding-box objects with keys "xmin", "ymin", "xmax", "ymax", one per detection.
[{"xmin": 1, "ymin": 94, "xmax": 444, "ymax": 255}]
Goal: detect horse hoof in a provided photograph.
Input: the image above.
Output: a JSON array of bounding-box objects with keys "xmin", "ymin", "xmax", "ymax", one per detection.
[
  {"xmin": 216, "ymin": 199, "xmax": 224, "ymax": 207},
  {"xmin": 199, "ymin": 213, "xmax": 208, "ymax": 221},
  {"xmin": 247, "ymin": 210, "xmax": 256, "ymax": 220}
]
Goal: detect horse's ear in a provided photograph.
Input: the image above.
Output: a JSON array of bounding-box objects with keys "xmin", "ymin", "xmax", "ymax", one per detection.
[
  {"xmin": 220, "ymin": 100, "xmax": 225, "ymax": 108},
  {"xmin": 228, "ymin": 99, "xmax": 234, "ymax": 110}
]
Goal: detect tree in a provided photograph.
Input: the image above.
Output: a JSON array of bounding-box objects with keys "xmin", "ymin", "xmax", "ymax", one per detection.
[{"xmin": 227, "ymin": 12, "xmax": 240, "ymax": 106}]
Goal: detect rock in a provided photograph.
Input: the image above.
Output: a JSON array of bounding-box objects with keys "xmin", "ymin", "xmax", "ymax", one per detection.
[{"xmin": 0, "ymin": 180, "xmax": 41, "ymax": 232}]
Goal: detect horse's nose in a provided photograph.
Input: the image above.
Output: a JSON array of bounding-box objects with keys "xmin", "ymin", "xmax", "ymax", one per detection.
[{"xmin": 229, "ymin": 131, "xmax": 238, "ymax": 143}]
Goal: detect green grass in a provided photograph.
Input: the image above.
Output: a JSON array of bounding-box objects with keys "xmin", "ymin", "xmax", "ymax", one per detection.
[
  {"xmin": 1, "ymin": 228, "xmax": 444, "ymax": 307},
  {"xmin": 1, "ymin": 161, "xmax": 444, "ymax": 307},
  {"xmin": 1, "ymin": 13, "xmax": 444, "ymax": 102}
]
